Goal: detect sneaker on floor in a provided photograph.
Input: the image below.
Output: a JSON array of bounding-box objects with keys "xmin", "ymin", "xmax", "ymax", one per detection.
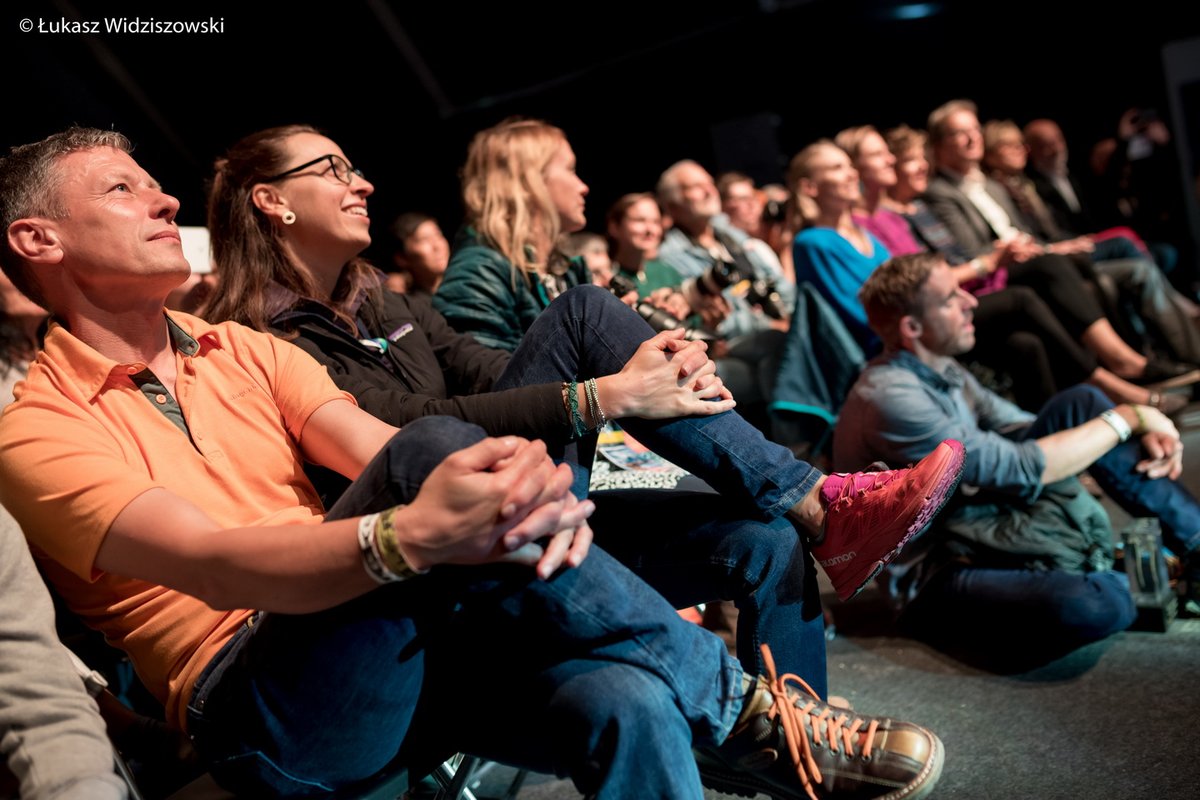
[
  {"xmin": 696, "ymin": 645, "xmax": 944, "ymax": 800},
  {"xmin": 813, "ymin": 440, "xmax": 965, "ymax": 601}
]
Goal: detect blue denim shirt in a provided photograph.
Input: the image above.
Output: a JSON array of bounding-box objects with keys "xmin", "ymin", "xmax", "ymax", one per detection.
[
  {"xmin": 833, "ymin": 349, "xmax": 1047, "ymax": 503},
  {"xmin": 657, "ymin": 215, "xmax": 795, "ymax": 341}
]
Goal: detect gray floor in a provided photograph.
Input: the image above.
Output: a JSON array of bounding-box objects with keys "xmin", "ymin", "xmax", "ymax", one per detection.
[{"xmin": 464, "ymin": 395, "xmax": 1200, "ymax": 800}]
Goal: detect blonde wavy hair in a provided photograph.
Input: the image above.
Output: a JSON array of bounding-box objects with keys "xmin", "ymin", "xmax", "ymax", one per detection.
[{"xmin": 461, "ymin": 118, "xmax": 567, "ymax": 276}]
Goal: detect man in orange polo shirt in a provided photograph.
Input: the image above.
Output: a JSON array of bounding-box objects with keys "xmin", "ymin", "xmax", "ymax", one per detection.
[{"xmin": 0, "ymin": 128, "xmax": 947, "ymax": 800}]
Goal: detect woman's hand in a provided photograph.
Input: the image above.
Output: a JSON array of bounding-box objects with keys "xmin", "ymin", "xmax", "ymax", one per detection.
[{"xmin": 596, "ymin": 330, "xmax": 736, "ymax": 420}]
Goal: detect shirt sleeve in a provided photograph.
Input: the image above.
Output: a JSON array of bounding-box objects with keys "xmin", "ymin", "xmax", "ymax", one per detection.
[
  {"xmin": 433, "ymin": 247, "xmax": 525, "ymax": 352},
  {"xmin": 0, "ymin": 393, "xmax": 164, "ymax": 581},
  {"xmin": 255, "ymin": 328, "xmax": 357, "ymax": 443},
  {"xmin": 0, "ymin": 520, "xmax": 129, "ymax": 800},
  {"xmin": 288, "ymin": 307, "xmax": 571, "ymax": 442},
  {"xmin": 861, "ymin": 371, "xmax": 1047, "ymax": 503}
]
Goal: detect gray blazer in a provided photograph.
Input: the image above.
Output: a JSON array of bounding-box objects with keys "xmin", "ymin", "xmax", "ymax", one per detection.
[{"xmin": 922, "ymin": 170, "xmax": 1036, "ymax": 258}]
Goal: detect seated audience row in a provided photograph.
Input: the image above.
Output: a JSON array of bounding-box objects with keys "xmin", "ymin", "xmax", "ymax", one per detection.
[{"xmin": 0, "ymin": 125, "xmax": 961, "ymax": 799}]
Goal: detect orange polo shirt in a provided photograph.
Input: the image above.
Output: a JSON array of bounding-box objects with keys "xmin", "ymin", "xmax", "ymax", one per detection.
[{"xmin": 0, "ymin": 311, "xmax": 353, "ymax": 730}]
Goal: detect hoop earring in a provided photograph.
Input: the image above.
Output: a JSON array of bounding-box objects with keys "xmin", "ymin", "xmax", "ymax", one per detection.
[{"xmin": 281, "ymin": 211, "xmax": 296, "ymax": 225}]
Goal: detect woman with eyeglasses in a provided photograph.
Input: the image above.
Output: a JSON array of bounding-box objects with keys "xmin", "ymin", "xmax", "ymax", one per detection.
[
  {"xmin": 200, "ymin": 123, "xmax": 971, "ymax": 698},
  {"xmin": 203, "ymin": 124, "xmax": 742, "ymax": 471}
]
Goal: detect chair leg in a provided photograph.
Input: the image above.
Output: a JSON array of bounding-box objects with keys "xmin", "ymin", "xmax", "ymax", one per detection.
[
  {"xmin": 113, "ymin": 745, "xmax": 146, "ymax": 800},
  {"xmin": 429, "ymin": 756, "xmax": 477, "ymax": 800}
]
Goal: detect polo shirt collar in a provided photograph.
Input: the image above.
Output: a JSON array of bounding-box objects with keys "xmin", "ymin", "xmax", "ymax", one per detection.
[{"xmin": 41, "ymin": 311, "xmax": 216, "ymax": 402}]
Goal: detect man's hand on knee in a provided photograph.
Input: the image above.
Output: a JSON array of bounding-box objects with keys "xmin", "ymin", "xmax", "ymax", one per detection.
[{"xmin": 1137, "ymin": 431, "xmax": 1184, "ymax": 481}]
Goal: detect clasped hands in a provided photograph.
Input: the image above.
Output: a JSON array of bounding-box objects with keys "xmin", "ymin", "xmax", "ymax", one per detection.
[
  {"xmin": 601, "ymin": 329, "xmax": 736, "ymax": 419},
  {"xmin": 396, "ymin": 436, "xmax": 594, "ymax": 579}
]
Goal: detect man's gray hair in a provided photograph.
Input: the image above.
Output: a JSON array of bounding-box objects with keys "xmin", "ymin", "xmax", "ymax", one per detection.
[
  {"xmin": 655, "ymin": 159, "xmax": 704, "ymax": 206},
  {"xmin": 0, "ymin": 127, "xmax": 133, "ymax": 307}
]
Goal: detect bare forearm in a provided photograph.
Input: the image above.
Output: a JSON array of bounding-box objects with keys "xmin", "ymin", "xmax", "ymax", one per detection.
[
  {"xmin": 1037, "ymin": 405, "xmax": 1134, "ymax": 484},
  {"xmin": 97, "ymin": 502, "xmax": 378, "ymax": 615},
  {"xmin": 185, "ymin": 517, "xmax": 375, "ymax": 613}
]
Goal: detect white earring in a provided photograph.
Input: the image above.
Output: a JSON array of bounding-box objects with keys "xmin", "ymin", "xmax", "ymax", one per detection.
[{"xmin": 282, "ymin": 211, "xmax": 296, "ymax": 225}]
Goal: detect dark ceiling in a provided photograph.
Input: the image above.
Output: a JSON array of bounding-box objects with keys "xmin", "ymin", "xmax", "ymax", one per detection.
[{"xmin": 4, "ymin": 0, "xmax": 1197, "ymax": 262}]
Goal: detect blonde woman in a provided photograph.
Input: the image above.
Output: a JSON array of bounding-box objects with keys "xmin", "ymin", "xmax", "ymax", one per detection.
[
  {"xmin": 435, "ymin": 119, "xmax": 589, "ymax": 352},
  {"xmin": 787, "ymin": 140, "xmax": 890, "ymax": 350}
]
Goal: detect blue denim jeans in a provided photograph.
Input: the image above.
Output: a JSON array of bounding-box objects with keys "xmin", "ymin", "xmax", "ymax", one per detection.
[
  {"xmin": 1023, "ymin": 385, "xmax": 1200, "ymax": 557},
  {"xmin": 496, "ymin": 285, "xmax": 822, "ymax": 521},
  {"xmin": 902, "ymin": 564, "xmax": 1136, "ymax": 651},
  {"xmin": 494, "ymin": 285, "xmax": 826, "ymax": 686},
  {"xmin": 186, "ymin": 417, "xmax": 745, "ymax": 799},
  {"xmin": 902, "ymin": 384, "xmax": 1200, "ymax": 651}
]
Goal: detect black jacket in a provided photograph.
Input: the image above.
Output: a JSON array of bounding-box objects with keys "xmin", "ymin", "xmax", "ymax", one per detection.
[{"xmin": 270, "ymin": 290, "xmax": 570, "ymax": 442}]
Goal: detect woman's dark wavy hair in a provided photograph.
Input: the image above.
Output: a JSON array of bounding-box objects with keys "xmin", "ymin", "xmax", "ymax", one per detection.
[{"xmin": 201, "ymin": 124, "xmax": 377, "ymax": 332}]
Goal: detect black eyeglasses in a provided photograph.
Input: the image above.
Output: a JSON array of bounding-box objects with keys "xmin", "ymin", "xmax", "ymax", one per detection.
[{"xmin": 265, "ymin": 154, "xmax": 364, "ymax": 185}]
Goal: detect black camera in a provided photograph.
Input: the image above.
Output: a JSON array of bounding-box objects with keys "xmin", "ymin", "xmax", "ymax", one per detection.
[
  {"xmin": 609, "ymin": 273, "xmax": 714, "ymax": 342},
  {"xmin": 685, "ymin": 260, "xmax": 740, "ymax": 301},
  {"xmin": 762, "ymin": 197, "xmax": 786, "ymax": 224},
  {"xmin": 745, "ymin": 277, "xmax": 786, "ymax": 321},
  {"xmin": 684, "ymin": 261, "xmax": 786, "ymax": 321}
]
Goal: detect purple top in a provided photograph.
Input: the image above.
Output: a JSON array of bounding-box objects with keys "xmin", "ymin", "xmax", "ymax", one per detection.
[{"xmin": 853, "ymin": 208, "xmax": 923, "ymax": 257}]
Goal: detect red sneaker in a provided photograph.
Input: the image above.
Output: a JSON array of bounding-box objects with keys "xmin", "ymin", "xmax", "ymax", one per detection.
[{"xmin": 813, "ymin": 440, "xmax": 965, "ymax": 601}]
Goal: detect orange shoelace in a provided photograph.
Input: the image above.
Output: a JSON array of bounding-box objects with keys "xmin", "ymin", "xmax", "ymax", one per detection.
[{"xmin": 759, "ymin": 644, "xmax": 880, "ymax": 800}]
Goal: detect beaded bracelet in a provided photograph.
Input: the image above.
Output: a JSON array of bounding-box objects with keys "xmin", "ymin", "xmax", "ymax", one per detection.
[
  {"xmin": 357, "ymin": 507, "xmax": 422, "ymax": 584},
  {"xmin": 564, "ymin": 379, "xmax": 588, "ymax": 439},
  {"xmin": 1130, "ymin": 403, "xmax": 1148, "ymax": 434},
  {"xmin": 584, "ymin": 377, "xmax": 607, "ymax": 430}
]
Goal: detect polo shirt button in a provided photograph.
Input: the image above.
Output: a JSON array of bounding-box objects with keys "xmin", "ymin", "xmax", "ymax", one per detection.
[
  {"xmin": 126, "ymin": 366, "xmax": 139, "ymax": 375},
  {"xmin": 155, "ymin": 394, "xmax": 167, "ymax": 404}
]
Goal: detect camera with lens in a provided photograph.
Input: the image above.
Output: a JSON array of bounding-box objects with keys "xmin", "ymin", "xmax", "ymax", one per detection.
[
  {"xmin": 683, "ymin": 260, "xmax": 786, "ymax": 321},
  {"xmin": 745, "ymin": 277, "xmax": 785, "ymax": 321},
  {"xmin": 609, "ymin": 273, "xmax": 714, "ymax": 342},
  {"xmin": 684, "ymin": 260, "xmax": 740, "ymax": 302}
]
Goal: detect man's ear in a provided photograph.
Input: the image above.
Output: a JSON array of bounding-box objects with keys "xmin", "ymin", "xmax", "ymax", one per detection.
[
  {"xmin": 798, "ymin": 177, "xmax": 818, "ymax": 198},
  {"xmin": 7, "ymin": 219, "xmax": 63, "ymax": 265},
  {"xmin": 900, "ymin": 314, "xmax": 923, "ymax": 342},
  {"xmin": 251, "ymin": 183, "xmax": 288, "ymax": 220}
]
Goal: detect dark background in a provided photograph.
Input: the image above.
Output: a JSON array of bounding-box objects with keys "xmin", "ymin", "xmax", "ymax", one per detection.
[{"xmin": 4, "ymin": 0, "xmax": 1198, "ymax": 264}]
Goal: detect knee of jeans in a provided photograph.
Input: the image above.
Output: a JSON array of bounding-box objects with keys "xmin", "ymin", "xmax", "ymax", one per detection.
[
  {"xmin": 1056, "ymin": 384, "xmax": 1112, "ymax": 416},
  {"xmin": 562, "ymin": 283, "xmax": 620, "ymax": 315},
  {"xmin": 1060, "ymin": 572, "xmax": 1136, "ymax": 639},
  {"xmin": 386, "ymin": 416, "xmax": 488, "ymax": 457},
  {"xmin": 724, "ymin": 519, "xmax": 805, "ymax": 592}
]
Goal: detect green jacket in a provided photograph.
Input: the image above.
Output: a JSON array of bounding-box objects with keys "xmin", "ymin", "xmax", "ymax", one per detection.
[{"xmin": 434, "ymin": 228, "xmax": 590, "ymax": 352}]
